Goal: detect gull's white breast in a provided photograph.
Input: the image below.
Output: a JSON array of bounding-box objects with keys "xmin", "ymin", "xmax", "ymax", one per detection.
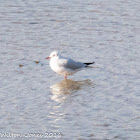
[{"xmin": 50, "ymin": 57, "xmax": 75, "ymax": 75}]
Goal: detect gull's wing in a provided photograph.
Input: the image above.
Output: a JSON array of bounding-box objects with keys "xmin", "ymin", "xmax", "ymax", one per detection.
[{"xmin": 58, "ymin": 58, "xmax": 85, "ymax": 71}]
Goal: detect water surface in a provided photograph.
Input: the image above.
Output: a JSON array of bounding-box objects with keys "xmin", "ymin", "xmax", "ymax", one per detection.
[{"xmin": 0, "ymin": 0, "xmax": 140, "ymax": 139}]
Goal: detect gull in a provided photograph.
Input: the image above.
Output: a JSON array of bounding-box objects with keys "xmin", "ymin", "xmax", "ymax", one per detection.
[{"xmin": 46, "ymin": 51, "xmax": 94, "ymax": 79}]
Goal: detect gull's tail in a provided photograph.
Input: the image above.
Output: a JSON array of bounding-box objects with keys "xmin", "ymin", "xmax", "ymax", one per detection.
[{"xmin": 84, "ymin": 62, "xmax": 95, "ymax": 67}]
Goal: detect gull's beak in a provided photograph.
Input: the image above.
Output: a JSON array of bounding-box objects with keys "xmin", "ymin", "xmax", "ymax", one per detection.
[{"xmin": 46, "ymin": 57, "xmax": 51, "ymax": 59}]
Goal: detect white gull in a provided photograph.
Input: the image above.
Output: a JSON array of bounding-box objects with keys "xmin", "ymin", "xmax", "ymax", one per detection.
[{"xmin": 46, "ymin": 51, "xmax": 94, "ymax": 79}]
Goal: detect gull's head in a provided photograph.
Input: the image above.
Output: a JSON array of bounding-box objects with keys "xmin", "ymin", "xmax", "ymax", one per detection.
[{"xmin": 46, "ymin": 51, "xmax": 59, "ymax": 60}]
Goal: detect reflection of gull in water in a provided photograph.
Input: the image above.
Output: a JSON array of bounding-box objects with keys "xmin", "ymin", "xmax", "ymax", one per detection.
[{"xmin": 50, "ymin": 79, "xmax": 93, "ymax": 102}]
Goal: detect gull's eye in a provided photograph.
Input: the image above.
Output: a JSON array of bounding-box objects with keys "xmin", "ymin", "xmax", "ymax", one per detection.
[{"xmin": 53, "ymin": 54, "xmax": 55, "ymax": 57}]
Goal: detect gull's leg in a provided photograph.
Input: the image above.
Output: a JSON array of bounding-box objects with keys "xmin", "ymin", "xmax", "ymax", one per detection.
[{"xmin": 65, "ymin": 75, "xmax": 67, "ymax": 79}]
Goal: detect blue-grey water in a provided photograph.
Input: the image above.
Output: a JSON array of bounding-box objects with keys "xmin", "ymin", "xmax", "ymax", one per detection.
[{"xmin": 0, "ymin": 0, "xmax": 140, "ymax": 139}]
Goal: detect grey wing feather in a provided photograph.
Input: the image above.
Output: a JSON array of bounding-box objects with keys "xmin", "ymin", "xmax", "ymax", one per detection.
[{"xmin": 58, "ymin": 58, "xmax": 85, "ymax": 70}]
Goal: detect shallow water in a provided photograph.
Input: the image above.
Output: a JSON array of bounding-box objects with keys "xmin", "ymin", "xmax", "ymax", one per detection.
[{"xmin": 0, "ymin": 0, "xmax": 140, "ymax": 139}]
